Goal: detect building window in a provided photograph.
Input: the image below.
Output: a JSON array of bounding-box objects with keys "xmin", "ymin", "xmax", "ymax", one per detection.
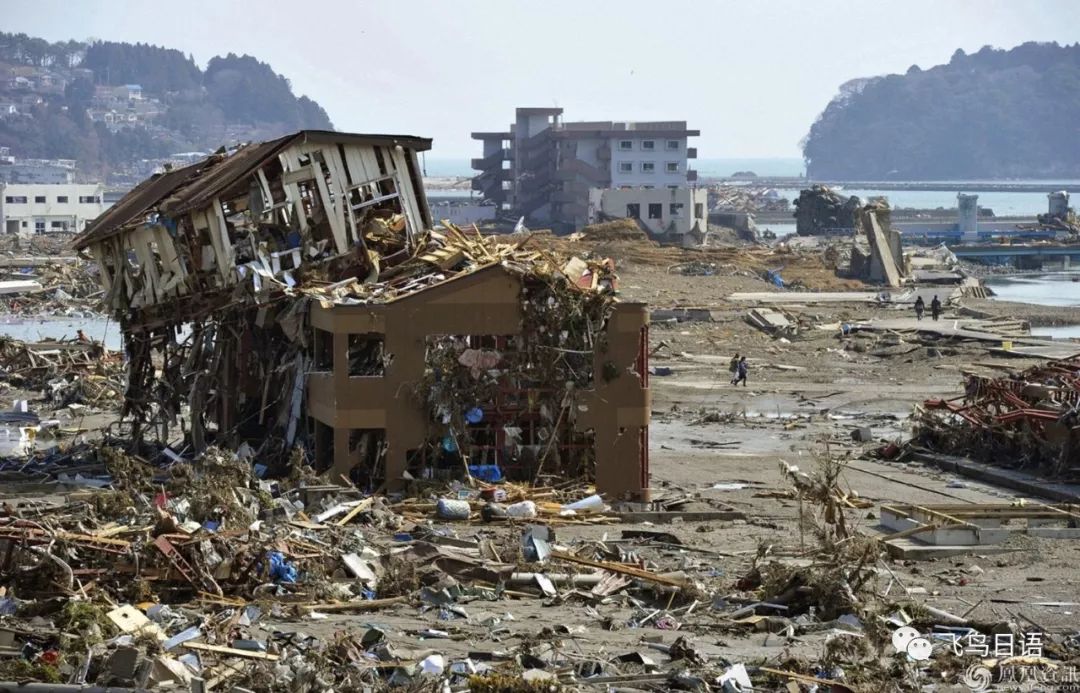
[
  {"xmin": 648, "ymin": 203, "xmax": 663, "ymax": 220},
  {"xmin": 641, "ymin": 140, "xmax": 655, "ymax": 151},
  {"xmin": 670, "ymin": 203, "xmax": 684, "ymax": 216},
  {"xmin": 618, "ymin": 140, "xmax": 633, "ymax": 151},
  {"xmin": 618, "ymin": 162, "xmax": 633, "ymax": 173},
  {"xmin": 56, "ymin": 196, "xmax": 68, "ymax": 203},
  {"xmin": 694, "ymin": 203, "xmax": 704, "ymax": 218},
  {"xmin": 4, "ymin": 196, "xmax": 27, "ymax": 204},
  {"xmin": 626, "ymin": 203, "xmax": 640, "ymax": 219},
  {"xmin": 34, "ymin": 220, "xmax": 45, "ymax": 233},
  {"xmin": 666, "ymin": 162, "xmax": 680, "ymax": 173},
  {"xmin": 78, "ymin": 196, "xmax": 101, "ymax": 204},
  {"xmin": 640, "ymin": 162, "xmax": 655, "ymax": 173},
  {"xmin": 666, "ymin": 140, "xmax": 680, "ymax": 150},
  {"xmin": 50, "ymin": 221, "xmax": 67, "ymax": 229},
  {"xmin": 348, "ymin": 334, "xmax": 386, "ymax": 376},
  {"xmin": 314, "ymin": 328, "xmax": 334, "ymax": 371},
  {"xmin": 34, "ymin": 196, "xmax": 46, "ymax": 204}
]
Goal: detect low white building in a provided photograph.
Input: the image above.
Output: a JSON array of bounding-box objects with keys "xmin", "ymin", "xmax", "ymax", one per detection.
[
  {"xmin": 587, "ymin": 187, "xmax": 708, "ymax": 244},
  {"xmin": 0, "ymin": 183, "xmax": 106, "ymax": 236}
]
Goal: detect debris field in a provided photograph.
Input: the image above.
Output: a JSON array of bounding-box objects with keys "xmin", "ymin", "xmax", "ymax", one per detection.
[{"xmin": 0, "ymin": 132, "xmax": 1076, "ymax": 691}]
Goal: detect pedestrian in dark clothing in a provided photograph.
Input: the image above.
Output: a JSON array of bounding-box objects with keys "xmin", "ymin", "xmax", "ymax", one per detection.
[
  {"xmin": 728, "ymin": 352, "xmax": 740, "ymax": 384},
  {"xmin": 914, "ymin": 296, "xmax": 925, "ymax": 321},
  {"xmin": 930, "ymin": 295, "xmax": 942, "ymax": 321},
  {"xmin": 733, "ymin": 356, "xmax": 748, "ymax": 387}
]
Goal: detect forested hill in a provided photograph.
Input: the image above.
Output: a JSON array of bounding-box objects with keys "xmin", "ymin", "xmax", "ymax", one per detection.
[
  {"xmin": 0, "ymin": 32, "xmax": 333, "ymax": 181},
  {"xmin": 802, "ymin": 42, "xmax": 1080, "ymax": 179}
]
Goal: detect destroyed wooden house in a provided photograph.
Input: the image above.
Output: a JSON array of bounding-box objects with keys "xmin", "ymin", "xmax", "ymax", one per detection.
[{"xmin": 73, "ymin": 130, "xmax": 650, "ymax": 500}]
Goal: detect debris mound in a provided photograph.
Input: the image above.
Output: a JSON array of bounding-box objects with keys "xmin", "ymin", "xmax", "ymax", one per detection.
[{"xmin": 916, "ymin": 357, "xmax": 1080, "ymax": 478}]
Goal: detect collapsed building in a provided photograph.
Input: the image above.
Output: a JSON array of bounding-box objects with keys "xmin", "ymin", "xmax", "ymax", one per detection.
[
  {"xmin": 793, "ymin": 185, "xmax": 863, "ymax": 236},
  {"xmin": 72, "ymin": 130, "xmax": 651, "ymax": 501},
  {"xmin": 794, "ymin": 186, "xmax": 908, "ymax": 287}
]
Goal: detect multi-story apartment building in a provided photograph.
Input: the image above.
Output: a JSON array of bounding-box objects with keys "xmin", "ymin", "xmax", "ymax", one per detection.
[
  {"xmin": 0, "ymin": 183, "xmax": 106, "ymax": 235},
  {"xmin": 472, "ymin": 107, "xmax": 699, "ymax": 233}
]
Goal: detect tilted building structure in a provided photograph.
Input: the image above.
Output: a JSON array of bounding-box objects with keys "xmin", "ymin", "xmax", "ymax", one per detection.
[{"xmin": 74, "ymin": 130, "xmax": 650, "ymax": 501}]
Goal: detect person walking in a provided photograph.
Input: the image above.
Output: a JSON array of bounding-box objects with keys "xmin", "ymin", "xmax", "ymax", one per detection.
[
  {"xmin": 733, "ymin": 356, "xmax": 748, "ymax": 387},
  {"xmin": 930, "ymin": 295, "xmax": 942, "ymax": 321},
  {"xmin": 914, "ymin": 295, "xmax": 925, "ymax": 321},
  {"xmin": 728, "ymin": 352, "xmax": 740, "ymax": 384}
]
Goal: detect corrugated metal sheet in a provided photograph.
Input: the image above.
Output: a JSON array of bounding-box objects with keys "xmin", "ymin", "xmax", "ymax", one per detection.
[{"xmin": 73, "ymin": 130, "xmax": 432, "ymax": 249}]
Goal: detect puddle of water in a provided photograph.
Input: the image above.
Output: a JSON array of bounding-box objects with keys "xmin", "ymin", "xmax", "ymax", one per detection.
[
  {"xmin": 0, "ymin": 425, "xmax": 37, "ymax": 457},
  {"xmin": 1031, "ymin": 325, "xmax": 1080, "ymax": 340}
]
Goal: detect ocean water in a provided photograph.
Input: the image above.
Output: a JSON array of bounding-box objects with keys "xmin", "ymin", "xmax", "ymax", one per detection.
[
  {"xmin": 695, "ymin": 158, "xmax": 804, "ymax": 178},
  {"xmin": 984, "ymin": 273, "xmax": 1080, "ymax": 307}
]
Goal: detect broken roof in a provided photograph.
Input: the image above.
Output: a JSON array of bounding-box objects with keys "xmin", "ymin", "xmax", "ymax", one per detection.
[{"xmin": 73, "ymin": 130, "xmax": 432, "ymax": 250}]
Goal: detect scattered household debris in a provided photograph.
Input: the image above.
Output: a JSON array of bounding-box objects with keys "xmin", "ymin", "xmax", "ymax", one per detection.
[{"xmin": 746, "ymin": 307, "xmax": 797, "ymax": 338}]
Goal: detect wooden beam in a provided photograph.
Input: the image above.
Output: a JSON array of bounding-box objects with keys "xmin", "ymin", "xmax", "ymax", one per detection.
[
  {"xmin": 550, "ymin": 550, "xmax": 688, "ymax": 588},
  {"xmin": 183, "ymin": 642, "xmax": 279, "ymax": 661}
]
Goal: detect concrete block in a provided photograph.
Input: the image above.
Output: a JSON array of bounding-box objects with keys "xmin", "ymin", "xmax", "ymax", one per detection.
[
  {"xmin": 850, "ymin": 427, "xmax": 874, "ymax": 442},
  {"xmin": 107, "ymin": 645, "xmax": 141, "ymax": 679}
]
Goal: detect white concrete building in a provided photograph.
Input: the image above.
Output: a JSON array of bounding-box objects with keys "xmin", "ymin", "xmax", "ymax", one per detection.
[
  {"xmin": 473, "ymin": 108, "xmax": 698, "ymax": 230},
  {"xmin": 587, "ymin": 187, "xmax": 708, "ymax": 244},
  {"xmin": 0, "ymin": 183, "xmax": 106, "ymax": 236},
  {"xmin": 607, "ymin": 128, "xmax": 691, "ymax": 188}
]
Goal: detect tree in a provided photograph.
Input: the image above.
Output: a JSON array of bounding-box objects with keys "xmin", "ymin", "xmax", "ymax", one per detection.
[{"xmin": 802, "ymin": 41, "xmax": 1080, "ymax": 179}]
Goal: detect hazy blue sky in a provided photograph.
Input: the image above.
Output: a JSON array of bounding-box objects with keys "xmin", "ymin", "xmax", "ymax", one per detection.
[{"xmin": 6, "ymin": 0, "xmax": 1080, "ymax": 159}]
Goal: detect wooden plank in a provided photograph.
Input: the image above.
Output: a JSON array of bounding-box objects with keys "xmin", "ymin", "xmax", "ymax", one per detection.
[
  {"xmin": 256, "ymin": 167, "xmax": 274, "ymax": 214},
  {"xmin": 309, "ymin": 150, "xmax": 348, "ymax": 253},
  {"xmin": 341, "ymin": 145, "xmax": 375, "ymax": 187},
  {"xmin": 130, "ymin": 233, "xmax": 160, "ymax": 305},
  {"xmin": 390, "ymin": 147, "xmax": 423, "ymax": 242},
  {"xmin": 277, "ymin": 149, "xmax": 309, "ymax": 233},
  {"xmin": 550, "ymin": 550, "xmax": 688, "ymax": 588},
  {"xmin": 336, "ymin": 498, "xmax": 374, "ymax": 526},
  {"xmin": 323, "ymin": 146, "xmax": 357, "ymax": 246},
  {"xmin": 281, "ymin": 165, "xmax": 314, "ymax": 186},
  {"xmin": 183, "ymin": 642, "xmax": 279, "ymax": 661},
  {"xmin": 89, "ymin": 245, "xmax": 112, "ymax": 292},
  {"xmin": 211, "ymin": 198, "xmax": 236, "ymax": 279}
]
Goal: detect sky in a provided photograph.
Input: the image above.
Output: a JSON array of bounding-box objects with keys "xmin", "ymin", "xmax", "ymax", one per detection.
[{"xmin": 5, "ymin": 0, "xmax": 1080, "ymax": 161}]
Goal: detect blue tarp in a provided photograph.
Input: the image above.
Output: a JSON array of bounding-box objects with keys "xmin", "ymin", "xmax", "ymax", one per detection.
[
  {"xmin": 268, "ymin": 551, "xmax": 297, "ymax": 583},
  {"xmin": 468, "ymin": 464, "xmax": 503, "ymax": 483}
]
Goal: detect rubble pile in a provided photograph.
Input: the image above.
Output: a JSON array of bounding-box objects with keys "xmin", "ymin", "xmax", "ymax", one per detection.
[
  {"xmin": 793, "ymin": 185, "xmax": 863, "ymax": 236},
  {"xmin": 916, "ymin": 357, "xmax": 1080, "ymax": 479},
  {"xmin": 0, "ymin": 261, "xmax": 103, "ymax": 318},
  {"xmin": 0, "ymin": 336, "xmax": 124, "ymax": 410},
  {"xmin": 0, "ymin": 451, "xmax": 827, "ymax": 689},
  {"xmin": 709, "ymin": 185, "xmax": 790, "ymax": 214}
]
